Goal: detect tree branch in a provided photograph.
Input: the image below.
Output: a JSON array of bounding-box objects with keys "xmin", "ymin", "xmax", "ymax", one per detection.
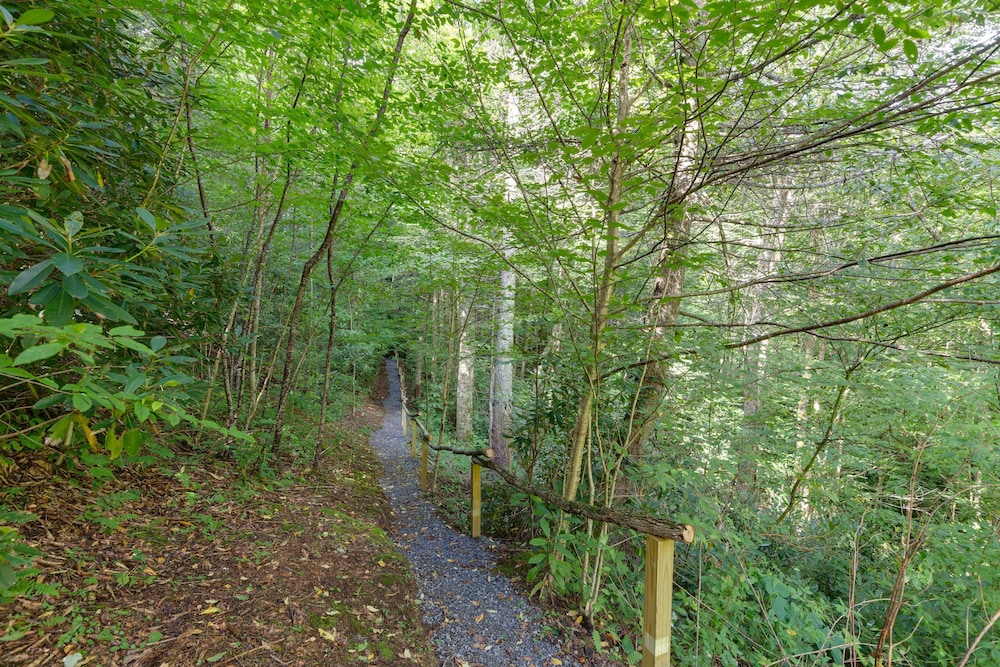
[{"xmin": 728, "ymin": 262, "xmax": 1000, "ymax": 350}]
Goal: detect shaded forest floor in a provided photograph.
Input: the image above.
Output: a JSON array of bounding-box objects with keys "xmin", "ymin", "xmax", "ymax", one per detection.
[{"xmin": 1, "ymin": 403, "xmax": 438, "ymax": 667}]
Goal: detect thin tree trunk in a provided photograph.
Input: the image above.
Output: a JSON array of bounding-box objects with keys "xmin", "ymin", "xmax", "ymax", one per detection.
[
  {"xmin": 315, "ymin": 244, "xmax": 337, "ymax": 468},
  {"xmin": 561, "ymin": 21, "xmax": 631, "ymax": 505}
]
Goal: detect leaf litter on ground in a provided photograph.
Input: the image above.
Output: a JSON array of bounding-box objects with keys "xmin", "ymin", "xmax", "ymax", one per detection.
[{"xmin": 0, "ymin": 402, "xmax": 437, "ymax": 667}]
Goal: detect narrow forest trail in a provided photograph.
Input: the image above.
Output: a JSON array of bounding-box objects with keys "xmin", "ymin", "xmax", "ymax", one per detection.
[{"xmin": 373, "ymin": 359, "xmax": 597, "ymax": 667}]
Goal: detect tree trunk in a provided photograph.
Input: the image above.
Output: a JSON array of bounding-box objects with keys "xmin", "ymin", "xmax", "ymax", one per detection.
[
  {"xmin": 490, "ymin": 102, "xmax": 518, "ymax": 466},
  {"xmin": 489, "ymin": 258, "xmax": 515, "ymax": 467},
  {"xmin": 315, "ymin": 244, "xmax": 337, "ymax": 467},
  {"xmin": 456, "ymin": 302, "xmax": 474, "ymax": 445},
  {"xmin": 561, "ymin": 19, "xmax": 632, "ymax": 505},
  {"xmin": 620, "ymin": 106, "xmax": 700, "ymax": 477}
]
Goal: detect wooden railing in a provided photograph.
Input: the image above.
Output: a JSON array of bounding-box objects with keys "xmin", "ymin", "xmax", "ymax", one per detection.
[{"xmin": 393, "ymin": 356, "xmax": 693, "ymax": 667}]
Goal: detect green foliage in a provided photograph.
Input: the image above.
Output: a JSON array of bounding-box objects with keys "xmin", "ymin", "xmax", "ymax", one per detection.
[{"xmin": 0, "ymin": 510, "xmax": 40, "ymax": 590}]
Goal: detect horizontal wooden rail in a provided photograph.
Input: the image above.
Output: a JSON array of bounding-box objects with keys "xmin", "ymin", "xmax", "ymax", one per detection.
[{"xmin": 472, "ymin": 455, "xmax": 695, "ymax": 544}]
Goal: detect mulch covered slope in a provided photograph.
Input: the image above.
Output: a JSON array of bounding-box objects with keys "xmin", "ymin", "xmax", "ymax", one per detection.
[{"xmin": 1, "ymin": 402, "xmax": 438, "ymax": 667}]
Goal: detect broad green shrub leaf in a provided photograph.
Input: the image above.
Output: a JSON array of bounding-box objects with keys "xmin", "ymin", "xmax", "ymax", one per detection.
[
  {"xmin": 1, "ymin": 57, "xmax": 49, "ymax": 66},
  {"xmin": 115, "ymin": 337, "xmax": 153, "ymax": 355},
  {"xmin": 51, "ymin": 252, "xmax": 83, "ymax": 276},
  {"xmin": 82, "ymin": 294, "xmax": 136, "ymax": 323},
  {"xmin": 122, "ymin": 429, "xmax": 143, "ymax": 456},
  {"xmin": 16, "ymin": 8, "xmax": 54, "ymax": 26},
  {"xmin": 29, "ymin": 282, "xmax": 60, "ymax": 306},
  {"xmin": 64, "ymin": 211, "xmax": 83, "ymax": 237},
  {"xmin": 45, "ymin": 287, "xmax": 75, "ymax": 326},
  {"xmin": 8, "ymin": 259, "xmax": 53, "ymax": 294},
  {"xmin": 106, "ymin": 429, "xmax": 123, "ymax": 460},
  {"xmin": 108, "ymin": 325, "xmax": 144, "ymax": 337},
  {"xmin": 72, "ymin": 393, "xmax": 92, "ymax": 412},
  {"xmin": 33, "ymin": 394, "xmax": 64, "ymax": 410},
  {"xmin": 136, "ymin": 207, "xmax": 156, "ymax": 230},
  {"xmin": 13, "ymin": 342, "xmax": 63, "ymax": 365},
  {"xmin": 62, "ymin": 274, "xmax": 88, "ymax": 298},
  {"xmin": 124, "ymin": 373, "xmax": 147, "ymax": 394}
]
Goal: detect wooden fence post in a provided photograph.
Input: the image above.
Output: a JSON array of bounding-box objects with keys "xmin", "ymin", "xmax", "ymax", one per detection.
[
  {"xmin": 471, "ymin": 461, "xmax": 481, "ymax": 538},
  {"xmin": 642, "ymin": 536, "xmax": 674, "ymax": 667},
  {"xmin": 410, "ymin": 416, "xmax": 418, "ymax": 458},
  {"xmin": 420, "ymin": 435, "xmax": 429, "ymax": 492},
  {"xmin": 397, "ymin": 362, "xmax": 407, "ymax": 433}
]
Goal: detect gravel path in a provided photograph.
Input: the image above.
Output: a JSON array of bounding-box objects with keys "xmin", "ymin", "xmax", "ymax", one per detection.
[{"xmin": 372, "ymin": 359, "xmax": 572, "ymax": 667}]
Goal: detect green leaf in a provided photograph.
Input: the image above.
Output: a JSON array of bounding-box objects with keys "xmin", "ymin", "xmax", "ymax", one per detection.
[
  {"xmin": 1, "ymin": 57, "xmax": 49, "ymax": 66},
  {"xmin": 0, "ymin": 561, "xmax": 15, "ymax": 589},
  {"xmin": 123, "ymin": 373, "xmax": 146, "ymax": 394},
  {"xmin": 13, "ymin": 342, "xmax": 64, "ymax": 366},
  {"xmin": 115, "ymin": 337, "xmax": 154, "ymax": 356},
  {"xmin": 82, "ymin": 294, "xmax": 136, "ymax": 324},
  {"xmin": 122, "ymin": 429, "xmax": 143, "ymax": 456},
  {"xmin": 106, "ymin": 429, "xmax": 123, "ymax": 460},
  {"xmin": 0, "ymin": 6, "xmax": 14, "ymax": 27},
  {"xmin": 205, "ymin": 653, "xmax": 227, "ymax": 663},
  {"xmin": 8, "ymin": 259, "xmax": 54, "ymax": 294},
  {"xmin": 15, "ymin": 8, "xmax": 54, "ymax": 26},
  {"xmin": 44, "ymin": 287, "xmax": 75, "ymax": 326},
  {"xmin": 134, "ymin": 402, "xmax": 150, "ymax": 422},
  {"xmin": 34, "ymin": 394, "xmax": 65, "ymax": 410},
  {"xmin": 903, "ymin": 39, "xmax": 918, "ymax": 62},
  {"xmin": 872, "ymin": 23, "xmax": 885, "ymax": 47},
  {"xmin": 29, "ymin": 283, "xmax": 61, "ymax": 306},
  {"xmin": 108, "ymin": 325, "xmax": 145, "ymax": 337},
  {"xmin": 136, "ymin": 207, "xmax": 156, "ymax": 231},
  {"xmin": 62, "ymin": 274, "xmax": 88, "ymax": 298},
  {"xmin": 51, "ymin": 253, "xmax": 83, "ymax": 276},
  {"xmin": 64, "ymin": 211, "xmax": 83, "ymax": 238},
  {"xmin": 72, "ymin": 393, "xmax": 93, "ymax": 412},
  {"xmin": 150, "ymin": 335, "xmax": 167, "ymax": 352}
]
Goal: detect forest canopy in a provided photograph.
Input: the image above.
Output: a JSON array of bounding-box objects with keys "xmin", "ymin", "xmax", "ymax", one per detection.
[{"xmin": 2, "ymin": 0, "xmax": 1000, "ymax": 665}]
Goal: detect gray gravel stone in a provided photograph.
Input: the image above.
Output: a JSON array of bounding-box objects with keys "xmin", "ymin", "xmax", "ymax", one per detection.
[{"xmin": 372, "ymin": 359, "xmax": 573, "ymax": 667}]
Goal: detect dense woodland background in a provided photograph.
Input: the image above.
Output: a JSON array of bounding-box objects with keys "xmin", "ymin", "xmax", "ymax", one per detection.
[{"xmin": 2, "ymin": 0, "xmax": 1000, "ymax": 665}]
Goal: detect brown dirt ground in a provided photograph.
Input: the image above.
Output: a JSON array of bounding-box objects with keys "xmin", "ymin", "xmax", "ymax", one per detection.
[{"xmin": 0, "ymin": 399, "xmax": 438, "ymax": 667}]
